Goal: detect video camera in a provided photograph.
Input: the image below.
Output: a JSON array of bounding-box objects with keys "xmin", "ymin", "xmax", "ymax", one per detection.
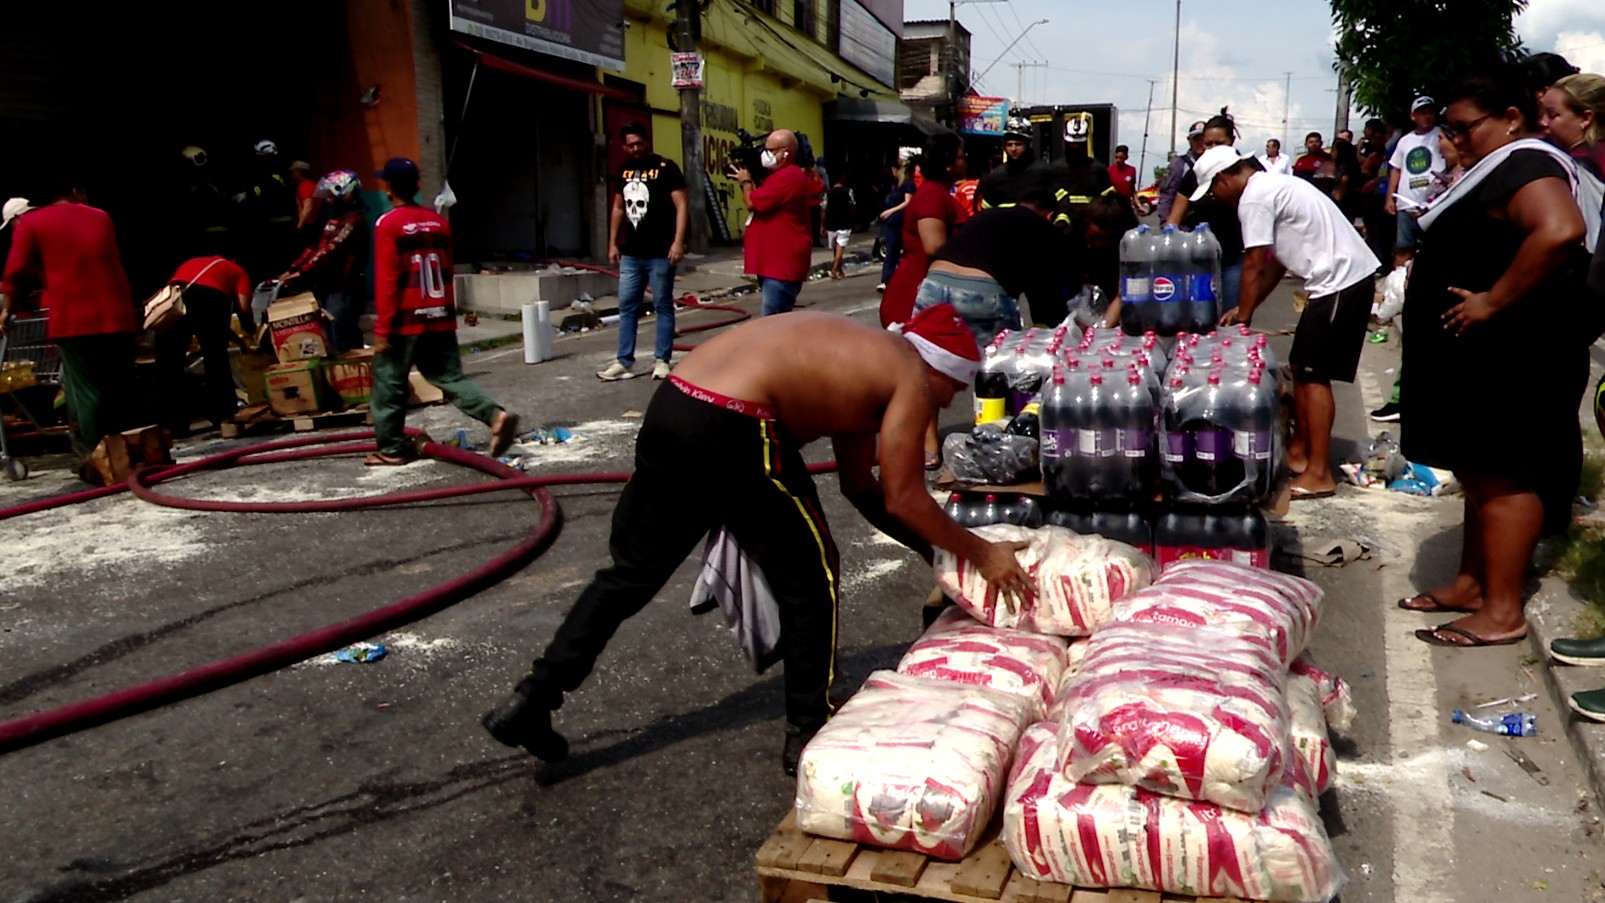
[{"xmin": 724, "ymin": 129, "xmax": 770, "ymax": 186}]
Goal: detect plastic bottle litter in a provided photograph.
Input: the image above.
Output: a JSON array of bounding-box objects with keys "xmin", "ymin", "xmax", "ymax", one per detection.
[
  {"xmin": 1452, "ymin": 709, "xmax": 1537, "ymax": 737},
  {"xmin": 446, "ymin": 428, "xmax": 473, "ymax": 450},
  {"xmin": 334, "ymin": 642, "xmax": 388, "ymax": 664}
]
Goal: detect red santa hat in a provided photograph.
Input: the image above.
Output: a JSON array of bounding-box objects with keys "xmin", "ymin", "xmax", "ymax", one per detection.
[{"xmin": 891, "ymin": 303, "xmax": 981, "ymax": 383}]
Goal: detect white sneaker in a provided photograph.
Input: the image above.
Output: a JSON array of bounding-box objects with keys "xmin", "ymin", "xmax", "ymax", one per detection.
[
  {"xmin": 652, "ymin": 360, "xmax": 672, "ymax": 380},
  {"xmin": 596, "ymin": 360, "xmax": 635, "ymax": 381}
]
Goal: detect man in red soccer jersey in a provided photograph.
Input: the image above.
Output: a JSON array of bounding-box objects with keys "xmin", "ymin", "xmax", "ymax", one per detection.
[{"xmin": 366, "ymin": 158, "xmax": 519, "ymax": 465}]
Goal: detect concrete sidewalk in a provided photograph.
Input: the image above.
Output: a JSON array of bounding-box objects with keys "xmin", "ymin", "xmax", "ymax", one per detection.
[{"xmin": 453, "ymin": 235, "xmax": 880, "ymax": 351}]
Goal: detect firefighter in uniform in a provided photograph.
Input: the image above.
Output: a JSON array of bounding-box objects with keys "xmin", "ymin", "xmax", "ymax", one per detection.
[{"xmin": 975, "ymin": 117, "xmax": 1052, "ymax": 211}]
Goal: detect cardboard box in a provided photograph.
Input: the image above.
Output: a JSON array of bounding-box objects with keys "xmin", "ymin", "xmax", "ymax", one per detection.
[
  {"xmin": 263, "ymin": 360, "xmax": 331, "ymax": 416},
  {"xmin": 266, "ymin": 293, "xmax": 330, "ymax": 363},
  {"xmin": 88, "ymin": 425, "xmax": 172, "ymax": 487},
  {"xmin": 326, "ymin": 350, "xmax": 374, "ymax": 408},
  {"xmin": 231, "ymin": 351, "xmax": 277, "ymax": 405}
]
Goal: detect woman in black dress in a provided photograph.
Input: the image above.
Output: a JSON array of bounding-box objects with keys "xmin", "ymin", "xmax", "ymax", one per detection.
[{"xmin": 1399, "ymin": 66, "xmax": 1591, "ymax": 647}]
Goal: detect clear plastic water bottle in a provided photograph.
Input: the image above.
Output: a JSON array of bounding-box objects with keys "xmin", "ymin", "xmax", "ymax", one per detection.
[
  {"xmin": 1452, "ymin": 710, "xmax": 1538, "ymax": 737},
  {"xmin": 1119, "ymin": 225, "xmax": 1154, "ymax": 335}
]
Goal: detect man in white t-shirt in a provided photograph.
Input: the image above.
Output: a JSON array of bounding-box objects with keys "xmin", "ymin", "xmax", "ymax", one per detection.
[
  {"xmin": 1383, "ymin": 96, "xmax": 1445, "ymax": 267},
  {"xmin": 1258, "ymin": 139, "xmax": 1293, "ymax": 176},
  {"xmin": 1190, "ymin": 145, "xmax": 1381, "ymax": 500}
]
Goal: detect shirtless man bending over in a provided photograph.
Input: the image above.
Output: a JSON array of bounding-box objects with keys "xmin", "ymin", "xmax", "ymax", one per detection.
[{"xmin": 482, "ymin": 304, "xmax": 1032, "ymax": 774}]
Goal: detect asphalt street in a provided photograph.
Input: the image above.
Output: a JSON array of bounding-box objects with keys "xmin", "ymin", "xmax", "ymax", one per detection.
[{"xmin": 1, "ymin": 258, "xmax": 1602, "ymax": 902}]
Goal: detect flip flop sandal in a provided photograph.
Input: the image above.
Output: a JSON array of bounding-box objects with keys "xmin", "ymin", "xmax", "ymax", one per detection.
[
  {"xmin": 1414, "ymin": 624, "xmax": 1527, "ymax": 648},
  {"xmin": 489, "ymin": 412, "xmax": 521, "ymax": 458},
  {"xmin": 1397, "ymin": 592, "xmax": 1478, "ymax": 614},
  {"xmin": 1289, "ymin": 486, "xmax": 1337, "ymax": 500},
  {"xmin": 924, "ymin": 452, "xmax": 943, "ymax": 471},
  {"xmin": 364, "ymin": 452, "xmax": 415, "ymax": 467}
]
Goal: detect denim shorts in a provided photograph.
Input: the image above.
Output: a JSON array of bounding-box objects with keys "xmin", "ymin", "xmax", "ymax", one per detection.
[{"xmin": 912, "ymin": 270, "xmax": 1022, "ymax": 349}]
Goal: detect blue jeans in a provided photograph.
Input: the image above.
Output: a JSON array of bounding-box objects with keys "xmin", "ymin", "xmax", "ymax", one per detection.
[
  {"xmin": 1221, "ymin": 260, "xmax": 1244, "ymax": 316},
  {"xmin": 912, "ymin": 270, "xmax": 1022, "ymax": 349},
  {"xmin": 617, "ymin": 255, "xmax": 677, "ymax": 366},
  {"xmin": 759, "ymin": 277, "xmax": 803, "ymax": 316},
  {"xmin": 879, "ymin": 222, "xmax": 903, "ymax": 285}
]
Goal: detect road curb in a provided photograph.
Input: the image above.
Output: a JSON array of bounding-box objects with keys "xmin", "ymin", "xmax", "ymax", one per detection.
[{"xmin": 1526, "ymin": 578, "xmax": 1605, "ymax": 805}]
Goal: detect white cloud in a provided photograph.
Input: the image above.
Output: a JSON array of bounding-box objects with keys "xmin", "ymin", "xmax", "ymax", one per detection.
[
  {"xmin": 1518, "ymin": 0, "xmax": 1605, "ymax": 47},
  {"xmin": 1555, "ymin": 31, "xmax": 1605, "ymax": 75}
]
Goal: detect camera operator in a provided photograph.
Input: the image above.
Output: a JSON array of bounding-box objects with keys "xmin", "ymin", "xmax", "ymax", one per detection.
[{"xmin": 728, "ymin": 129, "xmax": 813, "ymax": 315}]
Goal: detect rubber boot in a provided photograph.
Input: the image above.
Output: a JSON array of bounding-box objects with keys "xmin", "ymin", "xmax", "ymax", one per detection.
[
  {"xmin": 1569, "ymin": 687, "xmax": 1605, "ymax": 722},
  {"xmin": 1550, "ymin": 635, "xmax": 1605, "ymax": 667},
  {"xmin": 782, "ymin": 723, "xmax": 819, "ymax": 777},
  {"xmin": 482, "ymin": 675, "xmax": 569, "ymax": 762}
]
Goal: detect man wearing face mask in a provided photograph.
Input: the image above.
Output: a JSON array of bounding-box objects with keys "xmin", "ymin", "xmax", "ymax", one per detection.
[{"xmin": 730, "ymin": 130, "xmax": 814, "ymax": 315}]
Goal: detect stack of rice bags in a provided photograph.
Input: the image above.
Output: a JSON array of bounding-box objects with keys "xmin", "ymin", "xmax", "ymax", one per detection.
[
  {"xmin": 796, "ymin": 530, "xmax": 1157, "ymax": 860},
  {"xmin": 1004, "ymin": 560, "xmax": 1347, "ymax": 902}
]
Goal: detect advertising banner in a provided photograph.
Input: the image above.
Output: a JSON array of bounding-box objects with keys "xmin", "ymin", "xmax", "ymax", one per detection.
[
  {"xmin": 958, "ymin": 94, "xmax": 1009, "ymax": 136},
  {"xmin": 449, "ymin": 0, "xmax": 626, "ymax": 71}
]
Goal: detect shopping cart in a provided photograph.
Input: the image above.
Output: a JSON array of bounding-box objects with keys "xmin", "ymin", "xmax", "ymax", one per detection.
[{"xmin": 0, "ymin": 315, "xmax": 63, "ymax": 480}]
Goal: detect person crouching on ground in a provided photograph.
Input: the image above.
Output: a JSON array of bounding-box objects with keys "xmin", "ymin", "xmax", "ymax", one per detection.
[
  {"xmin": 482, "ymin": 304, "xmax": 1033, "ymax": 775},
  {"xmin": 366, "ymin": 158, "xmax": 519, "ymax": 465}
]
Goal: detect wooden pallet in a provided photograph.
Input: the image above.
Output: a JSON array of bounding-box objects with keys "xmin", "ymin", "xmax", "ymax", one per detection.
[
  {"xmin": 757, "ymin": 812, "xmax": 1249, "ymax": 903},
  {"xmin": 219, "ymin": 403, "xmax": 372, "ymax": 439}
]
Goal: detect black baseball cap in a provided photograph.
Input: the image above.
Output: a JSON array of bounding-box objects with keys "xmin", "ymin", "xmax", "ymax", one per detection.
[{"xmin": 376, "ymin": 157, "xmax": 420, "ymax": 182}]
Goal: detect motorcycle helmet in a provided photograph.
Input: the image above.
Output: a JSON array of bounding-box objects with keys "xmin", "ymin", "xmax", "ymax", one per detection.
[
  {"xmin": 1004, "ymin": 117, "xmax": 1033, "ymax": 141},
  {"xmin": 253, "ymin": 139, "xmax": 279, "ymax": 156},
  {"xmin": 181, "ymin": 146, "xmax": 209, "ymax": 168},
  {"xmin": 316, "ymin": 169, "xmax": 361, "ymax": 201}
]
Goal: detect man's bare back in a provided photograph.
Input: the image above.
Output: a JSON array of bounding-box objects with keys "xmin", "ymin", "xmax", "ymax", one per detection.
[{"xmin": 672, "ymin": 311, "xmax": 932, "ymax": 445}]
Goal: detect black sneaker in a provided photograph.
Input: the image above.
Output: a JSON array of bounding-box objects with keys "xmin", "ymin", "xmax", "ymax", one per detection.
[
  {"xmin": 781, "ymin": 724, "xmax": 819, "ymax": 777},
  {"xmin": 482, "ymin": 676, "xmax": 569, "ymax": 762},
  {"xmin": 1369, "ymin": 402, "xmax": 1401, "ymax": 423}
]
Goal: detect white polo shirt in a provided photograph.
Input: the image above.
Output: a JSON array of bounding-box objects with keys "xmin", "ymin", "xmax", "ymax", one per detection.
[
  {"xmin": 1258, "ymin": 153, "xmax": 1293, "ymax": 176},
  {"xmin": 1237, "ymin": 171, "xmax": 1379, "ymax": 298}
]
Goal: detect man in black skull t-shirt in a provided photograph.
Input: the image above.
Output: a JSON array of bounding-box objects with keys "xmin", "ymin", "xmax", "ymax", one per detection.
[{"xmin": 600, "ymin": 122, "xmax": 689, "ymax": 382}]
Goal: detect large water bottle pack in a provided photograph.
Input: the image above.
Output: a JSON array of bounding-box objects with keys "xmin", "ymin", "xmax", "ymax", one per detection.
[{"xmin": 1119, "ymin": 222, "xmax": 1223, "ymax": 336}]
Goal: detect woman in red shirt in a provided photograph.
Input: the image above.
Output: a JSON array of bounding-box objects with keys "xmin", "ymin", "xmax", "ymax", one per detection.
[{"xmin": 879, "ymin": 134, "xmax": 967, "ymax": 331}]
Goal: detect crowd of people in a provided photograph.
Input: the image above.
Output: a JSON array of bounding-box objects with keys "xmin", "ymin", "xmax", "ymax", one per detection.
[{"xmin": 0, "ymin": 144, "xmax": 520, "ymax": 469}]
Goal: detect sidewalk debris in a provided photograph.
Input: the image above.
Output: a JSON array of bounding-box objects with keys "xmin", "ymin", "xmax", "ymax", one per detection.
[
  {"xmin": 333, "ymin": 642, "xmax": 387, "ymax": 664},
  {"xmin": 1467, "ymin": 739, "xmax": 1490, "ymax": 752},
  {"xmin": 1505, "ymin": 747, "xmax": 1549, "ymax": 785},
  {"xmin": 1452, "ymin": 709, "xmax": 1537, "ymax": 737},
  {"xmin": 1474, "ymin": 693, "xmax": 1539, "ymax": 709}
]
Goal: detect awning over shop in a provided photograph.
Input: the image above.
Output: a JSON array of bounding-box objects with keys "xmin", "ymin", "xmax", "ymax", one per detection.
[
  {"xmin": 450, "ymin": 39, "xmax": 636, "ymax": 100},
  {"xmin": 825, "ymin": 98, "xmax": 949, "ymax": 137}
]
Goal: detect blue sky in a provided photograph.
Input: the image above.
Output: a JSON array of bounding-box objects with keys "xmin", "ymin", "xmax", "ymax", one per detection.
[{"xmin": 904, "ymin": 0, "xmax": 1605, "ymax": 178}]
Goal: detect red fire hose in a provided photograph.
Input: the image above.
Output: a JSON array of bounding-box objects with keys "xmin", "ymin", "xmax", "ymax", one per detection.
[{"xmin": 0, "ymin": 265, "xmax": 808, "ymax": 754}]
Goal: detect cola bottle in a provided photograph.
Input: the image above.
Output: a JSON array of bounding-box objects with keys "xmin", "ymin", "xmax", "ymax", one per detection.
[
  {"xmin": 1160, "ymin": 375, "xmax": 1191, "ymax": 499},
  {"xmin": 1091, "ymin": 507, "xmax": 1155, "ymax": 556},
  {"xmin": 1220, "ymin": 506, "xmax": 1270, "ymax": 568},
  {"xmin": 1001, "ymin": 494, "xmax": 1045, "ymax": 528},
  {"xmin": 979, "ymin": 494, "xmax": 1002, "ymax": 526},
  {"xmin": 1234, "ymin": 367, "xmax": 1278, "ymax": 502},
  {"xmin": 1046, "ymin": 505, "xmax": 1096, "ymax": 535},
  {"xmin": 944, "ymin": 492, "xmax": 977, "ymax": 527},
  {"xmin": 1007, "ymin": 402, "xmax": 1040, "ymax": 440},
  {"xmin": 1118, "ymin": 225, "xmax": 1154, "ymax": 335},
  {"xmin": 1039, "ymin": 368, "xmax": 1073, "ymax": 499},
  {"xmin": 1083, "ymin": 371, "xmax": 1121, "ymax": 499},
  {"xmin": 1187, "ymin": 223, "xmax": 1223, "ymax": 331},
  {"xmin": 1154, "ymin": 506, "xmax": 1217, "ymax": 569},
  {"xmin": 975, "ymin": 347, "xmax": 1010, "ymax": 425},
  {"xmin": 1114, "ymin": 368, "xmax": 1159, "ymax": 499},
  {"xmin": 1151, "ymin": 225, "xmax": 1188, "ymax": 336}
]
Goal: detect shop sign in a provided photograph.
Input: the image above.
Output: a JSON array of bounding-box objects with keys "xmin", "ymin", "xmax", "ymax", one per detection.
[
  {"xmin": 957, "ymin": 94, "xmax": 1009, "ymax": 136},
  {"xmin": 448, "ymin": 0, "xmax": 626, "ymax": 71},
  {"xmin": 671, "ymin": 52, "xmax": 704, "ymax": 89}
]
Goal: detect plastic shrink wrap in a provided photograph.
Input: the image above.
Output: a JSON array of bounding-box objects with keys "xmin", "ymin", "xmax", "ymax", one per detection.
[
  {"xmin": 1287, "ymin": 673, "xmax": 1336, "ymax": 796},
  {"xmin": 1004, "ymin": 723, "xmax": 1345, "ymax": 902},
  {"xmin": 1114, "ymin": 560, "xmax": 1324, "ymax": 666},
  {"xmin": 897, "ymin": 607, "xmax": 1069, "ymax": 720},
  {"xmin": 794, "ymin": 671, "xmax": 1035, "ymax": 860},
  {"xmin": 934, "ymin": 524, "xmax": 1158, "ymax": 636},
  {"xmin": 1057, "ymin": 622, "xmax": 1288, "ymax": 812},
  {"xmin": 1291, "ymin": 655, "xmax": 1357, "ymax": 732}
]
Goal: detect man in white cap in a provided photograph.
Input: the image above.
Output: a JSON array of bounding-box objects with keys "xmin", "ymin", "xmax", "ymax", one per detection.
[
  {"xmin": 0, "ymin": 198, "xmax": 33, "ymax": 334},
  {"xmin": 1384, "ymin": 96, "xmax": 1446, "ymax": 268},
  {"xmin": 1192, "ymin": 144, "xmax": 1380, "ymax": 500},
  {"xmin": 481, "ymin": 303, "xmax": 1033, "ymax": 775}
]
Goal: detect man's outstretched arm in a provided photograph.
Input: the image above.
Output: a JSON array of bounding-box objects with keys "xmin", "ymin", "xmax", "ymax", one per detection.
[{"xmin": 831, "ymin": 433, "xmax": 933, "ymax": 564}]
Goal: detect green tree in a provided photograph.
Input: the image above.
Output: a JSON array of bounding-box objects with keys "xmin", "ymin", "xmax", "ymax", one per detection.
[{"xmin": 1330, "ymin": 0, "xmax": 1527, "ymax": 119}]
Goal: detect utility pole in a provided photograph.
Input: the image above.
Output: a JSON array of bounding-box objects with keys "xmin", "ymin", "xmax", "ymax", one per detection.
[
  {"xmin": 947, "ymin": 0, "xmax": 959, "ymax": 126},
  {"xmin": 1169, "ymin": 0, "xmax": 1181, "ymax": 154},
  {"xmin": 1334, "ymin": 61, "xmax": 1352, "ymax": 139},
  {"xmin": 675, "ymin": 0, "xmax": 708, "ymax": 252},
  {"xmin": 1282, "ymin": 71, "xmax": 1292, "ymax": 148},
  {"xmin": 1138, "ymin": 79, "xmax": 1156, "ymax": 180},
  {"xmin": 1013, "ymin": 61, "xmax": 1046, "ymax": 106}
]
